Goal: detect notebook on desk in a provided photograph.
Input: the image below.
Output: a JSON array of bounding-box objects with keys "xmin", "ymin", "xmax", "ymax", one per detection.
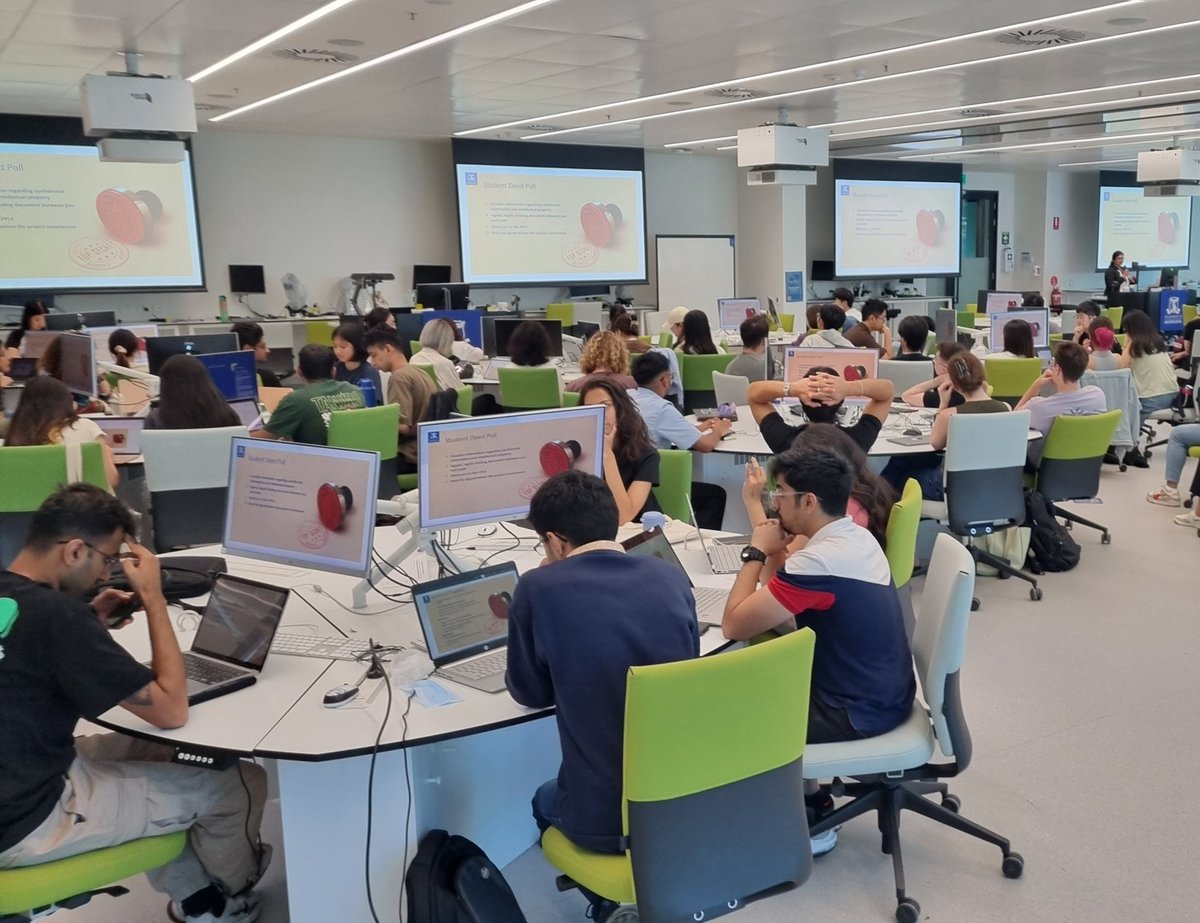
[
  {"xmin": 412, "ymin": 562, "xmax": 519, "ymax": 694},
  {"xmin": 162, "ymin": 573, "xmax": 289, "ymax": 705}
]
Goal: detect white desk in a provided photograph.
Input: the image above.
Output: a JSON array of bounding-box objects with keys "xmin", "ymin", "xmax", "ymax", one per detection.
[{"xmin": 157, "ymin": 316, "xmax": 340, "ymax": 353}]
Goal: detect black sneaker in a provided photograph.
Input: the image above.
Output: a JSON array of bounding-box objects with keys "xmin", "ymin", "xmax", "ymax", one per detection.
[
  {"xmin": 805, "ymin": 790, "xmax": 836, "ymax": 826},
  {"xmin": 1123, "ymin": 448, "xmax": 1149, "ymax": 469},
  {"xmin": 1103, "ymin": 448, "xmax": 1121, "ymax": 466}
]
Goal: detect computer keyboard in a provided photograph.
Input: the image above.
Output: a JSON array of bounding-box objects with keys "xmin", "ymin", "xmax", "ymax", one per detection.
[
  {"xmin": 271, "ymin": 632, "xmax": 374, "ymax": 661},
  {"xmin": 183, "ymin": 654, "xmax": 245, "ymax": 686},
  {"xmin": 445, "ymin": 649, "xmax": 507, "ymax": 680},
  {"xmin": 692, "ymin": 587, "xmax": 728, "ymax": 615},
  {"xmin": 706, "ymin": 541, "xmax": 745, "ymax": 573}
]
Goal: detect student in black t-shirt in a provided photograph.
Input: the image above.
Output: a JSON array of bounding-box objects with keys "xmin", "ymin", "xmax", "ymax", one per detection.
[
  {"xmin": 894, "ymin": 314, "xmax": 933, "ymax": 360},
  {"xmin": 748, "ymin": 368, "xmax": 894, "ymax": 455},
  {"xmin": 900, "ymin": 342, "xmax": 968, "ymax": 409},
  {"xmin": 232, "ymin": 321, "xmax": 282, "ymax": 388},
  {"xmin": 0, "ymin": 485, "xmax": 269, "ymax": 923},
  {"xmin": 580, "ymin": 377, "xmax": 661, "ymax": 524}
]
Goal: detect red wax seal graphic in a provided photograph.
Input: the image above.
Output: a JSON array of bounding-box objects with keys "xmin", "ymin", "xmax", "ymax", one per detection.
[
  {"xmin": 487, "ymin": 591, "xmax": 512, "ymax": 620},
  {"xmin": 580, "ymin": 202, "xmax": 623, "ymax": 247},
  {"xmin": 317, "ymin": 483, "xmax": 353, "ymax": 531},
  {"xmin": 96, "ymin": 188, "xmax": 163, "ymax": 245},
  {"xmin": 1158, "ymin": 211, "xmax": 1179, "ymax": 244},
  {"xmin": 842, "ymin": 365, "xmax": 863, "ymax": 382},
  {"xmin": 539, "ymin": 440, "xmax": 581, "ymax": 476},
  {"xmin": 915, "ymin": 208, "xmax": 945, "ymax": 246}
]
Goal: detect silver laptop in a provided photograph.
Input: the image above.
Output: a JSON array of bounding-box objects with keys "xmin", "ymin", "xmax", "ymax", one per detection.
[
  {"xmin": 620, "ymin": 527, "xmax": 727, "ymax": 623},
  {"xmin": 228, "ymin": 397, "xmax": 264, "ymax": 429},
  {"xmin": 412, "ymin": 562, "xmax": 518, "ymax": 693},
  {"xmin": 168, "ymin": 573, "xmax": 289, "ymax": 705},
  {"xmin": 91, "ymin": 416, "xmax": 145, "ymax": 455},
  {"xmin": 685, "ymin": 494, "xmax": 743, "ymax": 574}
]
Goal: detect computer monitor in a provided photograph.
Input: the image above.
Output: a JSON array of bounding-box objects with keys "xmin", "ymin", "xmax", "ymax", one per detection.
[
  {"xmin": 222, "ymin": 437, "xmax": 380, "ymax": 577},
  {"xmin": 419, "ymin": 309, "xmax": 484, "ymax": 347},
  {"xmin": 934, "ymin": 309, "xmax": 958, "ymax": 344},
  {"xmin": 416, "ymin": 282, "xmax": 470, "ymax": 311},
  {"xmin": 978, "ymin": 290, "xmax": 1022, "ymax": 312},
  {"xmin": 783, "ymin": 346, "xmax": 879, "ymax": 383},
  {"xmin": 229, "ymin": 264, "xmax": 267, "ymax": 295},
  {"xmin": 194, "ymin": 351, "xmax": 259, "ymax": 401},
  {"xmin": 811, "ymin": 259, "xmax": 836, "ymax": 282},
  {"xmin": 576, "ymin": 321, "xmax": 601, "ymax": 341},
  {"xmin": 717, "ymin": 297, "xmax": 762, "ymax": 329},
  {"xmin": 485, "ymin": 318, "xmax": 564, "ymax": 358},
  {"xmin": 145, "ymin": 333, "xmax": 239, "ymax": 375},
  {"xmin": 57, "ymin": 332, "xmax": 97, "ymax": 396},
  {"xmin": 989, "ymin": 309, "xmax": 1049, "ymax": 351},
  {"xmin": 417, "ymin": 405, "xmax": 606, "ymax": 530},
  {"xmin": 44, "ymin": 311, "xmax": 117, "ymax": 331},
  {"xmin": 412, "ymin": 264, "xmax": 452, "ymax": 289},
  {"xmin": 568, "ymin": 284, "xmax": 610, "ymax": 298},
  {"xmin": 1159, "ymin": 268, "xmax": 1178, "ymax": 288},
  {"xmin": 20, "ymin": 330, "xmax": 58, "ymax": 359}
]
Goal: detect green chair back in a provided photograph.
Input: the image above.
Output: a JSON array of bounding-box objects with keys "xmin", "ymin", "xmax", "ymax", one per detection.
[
  {"xmin": 965, "ymin": 303, "xmax": 978, "ymax": 312},
  {"xmin": 983, "ymin": 357, "xmax": 1042, "ymax": 402},
  {"xmin": 886, "ymin": 478, "xmax": 923, "ymax": 589},
  {"xmin": 652, "ymin": 449, "xmax": 692, "ymax": 522},
  {"xmin": 0, "ymin": 831, "xmax": 186, "ymax": 916},
  {"xmin": 498, "ymin": 366, "xmax": 561, "ymax": 409},
  {"xmin": 305, "ymin": 321, "xmax": 334, "ymax": 345},
  {"xmin": 1104, "ymin": 306, "xmax": 1124, "ymax": 330},
  {"xmin": 327, "ymin": 404, "xmax": 398, "ymax": 499},
  {"xmin": 561, "ymin": 391, "xmax": 581, "ymax": 407},
  {"xmin": 678, "ymin": 353, "xmax": 735, "ymax": 413},
  {"xmin": 925, "ymin": 331, "xmax": 937, "ymax": 355},
  {"xmin": 546, "ymin": 303, "xmax": 575, "ymax": 327},
  {"xmin": 956, "ymin": 311, "xmax": 976, "ymax": 328},
  {"xmin": 779, "ymin": 314, "xmax": 795, "ymax": 333},
  {"xmin": 456, "ymin": 386, "xmax": 473, "ymax": 416},
  {"xmin": 0, "ymin": 443, "xmax": 108, "ymax": 513},
  {"xmin": 1035, "ymin": 410, "xmax": 1121, "ymax": 503},
  {"xmin": 1185, "ymin": 304, "xmax": 1198, "ymax": 326},
  {"xmin": 657, "ymin": 331, "xmax": 674, "ymax": 348},
  {"xmin": 418, "ymin": 363, "xmax": 440, "ymax": 385},
  {"xmin": 410, "ymin": 340, "xmax": 423, "ymax": 356}
]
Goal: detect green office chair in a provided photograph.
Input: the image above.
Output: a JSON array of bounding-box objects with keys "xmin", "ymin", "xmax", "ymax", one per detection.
[
  {"xmin": 924, "ymin": 331, "xmax": 937, "ymax": 356},
  {"xmin": 982, "ymin": 357, "xmax": 1042, "ymax": 404},
  {"xmin": 410, "ymin": 340, "xmax": 423, "ymax": 357},
  {"xmin": 561, "ymin": 391, "xmax": 581, "ymax": 407},
  {"xmin": 956, "ymin": 311, "xmax": 976, "ymax": 329},
  {"xmin": 546, "ymin": 303, "xmax": 575, "ymax": 328},
  {"xmin": 656, "ymin": 331, "xmax": 673, "ymax": 348},
  {"xmin": 651, "ymin": 449, "xmax": 692, "ymax": 522},
  {"xmin": 305, "ymin": 321, "xmax": 334, "ymax": 345},
  {"xmin": 0, "ymin": 831, "xmax": 186, "ymax": 921},
  {"xmin": 542, "ymin": 628, "xmax": 816, "ymax": 923},
  {"xmin": 498, "ymin": 367, "xmax": 561, "ymax": 410},
  {"xmin": 0, "ymin": 443, "xmax": 108, "ymax": 567},
  {"xmin": 1185, "ymin": 304, "xmax": 1198, "ymax": 326},
  {"xmin": 1031, "ymin": 410, "xmax": 1121, "ymax": 548},
  {"xmin": 456, "ymin": 386, "xmax": 473, "ymax": 416},
  {"xmin": 779, "ymin": 314, "xmax": 795, "ymax": 333},
  {"xmin": 416, "ymin": 363, "xmax": 440, "ymax": 386},
  {"xmin": 886, "ymin": 478, "xmax": 922, "ymax": 589},
  {"xmin": 1104, "ymin": 306, "xmax": 1124, "ymax": 330},
  {"xmin": 678, "ymin": 353, "xmax": 736, "ymax": 413},
  {"xmin": 326, "ymin": 404, "xmax": 399, "ymax": 498}
]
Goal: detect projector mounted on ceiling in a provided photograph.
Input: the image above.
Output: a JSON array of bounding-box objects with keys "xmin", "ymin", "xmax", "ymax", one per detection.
[
  {"xmin": 1137, "ymin": 148, "xmax": 1200, "ymax": 197},
  {"xmin": 737, "ymin": 124, "xmax": 829, "ymax": 187},
  {"xmin": 81, "ymin": 74, "xmax": 196, "ymax": 164}
]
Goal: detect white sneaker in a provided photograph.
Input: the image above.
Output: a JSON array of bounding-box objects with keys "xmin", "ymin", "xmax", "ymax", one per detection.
[
  {"xmin": 810, "ymin": 828, "xmax": 838, "ymax": 857},
  {"xmin": 1173, "ymin": 510, "xmax": 1200, "ymax": 528},
  {"xmin": 1147, "ymin": 485, "xmax": 1181, "ymax": 507},
  {"xmin": 169, "ymin": 893, "xmax": 261, "ymax": 923}
]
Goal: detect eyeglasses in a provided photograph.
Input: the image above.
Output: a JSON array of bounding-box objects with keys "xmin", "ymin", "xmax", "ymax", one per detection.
[
  {"xmin": 59, "ymin": 539, "xmax": 137, "ymax": 570},
  {"xmin": 767, "ymin": 489, "xmax": 809, "ymax": 505}
]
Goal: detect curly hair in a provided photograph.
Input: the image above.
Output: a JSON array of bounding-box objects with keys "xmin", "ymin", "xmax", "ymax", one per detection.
[{"xmin": 579, "ymin": 330, "xmax": 630, "ymax": 376}]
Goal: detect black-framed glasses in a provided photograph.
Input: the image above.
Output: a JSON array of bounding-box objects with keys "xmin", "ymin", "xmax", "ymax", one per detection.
[{"xmin": 58, "ymin": 539, "xmax": 137, "ymax": 570}]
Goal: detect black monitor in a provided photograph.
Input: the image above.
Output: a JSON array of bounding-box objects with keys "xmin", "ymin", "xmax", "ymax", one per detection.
[
  {"xmin": 146, "ymin": 333, "xmax": 240, "ymax": 375},
  {"xmin": 44, "ymin": 311, "xmax": 116, "ymax": 331},
  {"xmin": 416, "ymin": 283, "xmax": 470, "ymax": 311},
  {"xmin": 485, "ymin": 318, "xmax": 563, "ymax": 358},
  {"xmin": 392, "ymin": 312, "xmax": 425, "ymax": 357},
  {"xmin": 576, "ymin": 321, "xmax": 600, "ymax": 340},
  {"xmin": 229, "ymin": 264, "xmax": 267, "ymax": 294},
  {"xmin": 811, "ymin": 260, "xmax": 836, "ymax": 282},
  {"xmin": 412, "ymin": 264, "xmax": 452, "ymax": 289},
  {"xmin": 1159, "ymin": 268, "xmax": 1178, "ymax": 288},
  {"xmin": 568, "ymin": 285, "xmax": 610, "ymax": 298}
]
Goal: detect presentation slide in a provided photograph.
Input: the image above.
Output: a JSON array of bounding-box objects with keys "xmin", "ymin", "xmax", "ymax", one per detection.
[
  {"xmin": 784, "ymin": 346, "xmax": 880, "ymax": 383},
  {"xmin": 835, "ymin": 179, "xmax": 961, "ymax": 277},
  {"xmin": 989, "ymin": 309, "xmax": 1049, "ymax": 350},
  {"xmin": 456, "ymin": 164, "xmax": 646, "ymax": 285},
  {"xmin": 419, "ymin": 406, "xmax": 605, "ymax": 529},
  {"xmin": 1097, "ymin": 186, "xmax": 1192, "ymax": 270},
  {"xmin": 418, "ymin": 568, "xmax": 517, "ymax": 656},
  {"xmin": 0, "ymin": 143, "xmax": 203, "ymax": 291},
  {"xmin": 718, "ymin": 298, "xmax": 761, "ymax": 329}
]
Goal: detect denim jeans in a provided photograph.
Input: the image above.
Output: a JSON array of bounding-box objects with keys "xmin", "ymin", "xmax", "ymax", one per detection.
[
  {"xmin": 1139, "ymin": 391, "xmax": 1177, "ymax": 427},
  {"xmin": 1166, "ymin": 424, "xmax": 1200, "ymax": 483}
]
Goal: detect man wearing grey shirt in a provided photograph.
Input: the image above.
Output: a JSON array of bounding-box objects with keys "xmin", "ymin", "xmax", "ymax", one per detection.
[{"xmin": 725, "ymin": 315, "xmax": 775, "ymax": 383}]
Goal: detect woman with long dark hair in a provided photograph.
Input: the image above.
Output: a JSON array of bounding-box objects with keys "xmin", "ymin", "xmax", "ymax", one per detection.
[
  {"xmin": 994, "ymin": 319, "xmax": 1036, "ymax": 359},
  {"xmin": 5, "ymin": 300, "xmax": 48, "ymax": 354},
  {"xmin": 675, "ymin": 309, "xmax": 722, "ymax": 355},
  {"xmin": 144, "ymin": 354, "xmax": 241, "ymax": 430},
  {"xmin": 1120, "ymin": 309, "xmax": 1178, "ymax": 428},
  {"xmin": 6, "ymin": 376, "xmax": 118, "ymax": 487},
  {"xmin": 579, "ymin": 377, "xmax": 661, "ymax": 524}
]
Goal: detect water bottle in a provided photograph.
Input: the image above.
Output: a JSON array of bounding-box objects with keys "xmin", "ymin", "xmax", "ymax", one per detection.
[
  {"xmin": 217, "ymin": 294, "xmax": 229, "ymax": 322},
  {"xmin": 642, "ymin": 511, "xmax": 666, "ymax": 532},
  {"xmin": 358, "ymin": 377, "xmax": 378, "ymax": 408}
]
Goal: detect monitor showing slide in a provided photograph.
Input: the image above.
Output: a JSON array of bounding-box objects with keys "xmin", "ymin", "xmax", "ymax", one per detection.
[
  {"xmin": 784, "ymin": 346, "xmax": 879, "ymax": 383},
  {"xmin": 1096, "ymin": 185, "xmax": 1193, "ymax": 270},
  {"xmin": 834, "ymin": 178, "xmax": 961, "ymax": 277},
  {"xmin": 989, "ymin": 309, "xmax": 1049, "ymax": 350},
  {"xmin": 717, "ymin": 298, "xmax": 761, "ymax": 329},
  {"xmin": 418, "ymin": 406, "xmax": 606, "ymax": 530},
  {"xmin": 222, "ymin": 438, "xmax": 379, "ymax": 577},
  {"xmin": 456, "ymin": 163, "xmax": 647, "ymax": 285},
  {"xmin": 0, "ymin": 142, "xmax": 204, "ymax": 292}
]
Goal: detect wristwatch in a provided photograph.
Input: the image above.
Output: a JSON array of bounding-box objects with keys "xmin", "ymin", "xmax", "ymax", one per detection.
[{"xmin": 740, "ymin": 545, "xmax": 768, "ymax": 565}]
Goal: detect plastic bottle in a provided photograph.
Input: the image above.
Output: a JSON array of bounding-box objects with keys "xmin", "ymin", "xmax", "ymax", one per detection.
[
  {"xmin": 358, "ymin": 377, "xmax": 378, "ymax": 408},
  {"xmin": 217, "ymin": 294, "xmax": 229, "ymax": 322}
]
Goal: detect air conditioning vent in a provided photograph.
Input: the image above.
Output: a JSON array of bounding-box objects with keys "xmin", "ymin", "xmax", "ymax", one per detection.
[
  {"xmin": 705, "ymin": 87, "xmax": 768, "ymax": 100},
  {"xmin": 995, "ymin": 28, "xmax": 1085, "ymax": 47},
  {"xmin": 960, "ymin": 108, "xmax": 1003, "ymax": 118},
  {"xmin": 194, "ymin": 103, "xmax": 231, "ymax": 112},
  {"xmin": 523, "ymin": 124, "xmax": 560, "ymax": 133},
  {"xmin": 272, "ymin": 48, "xmax": 360, "ymax": 64}
]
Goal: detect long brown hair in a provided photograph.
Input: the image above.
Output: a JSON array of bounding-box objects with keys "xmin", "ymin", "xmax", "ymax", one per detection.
[
  {"xmin": 579, "ymin": 377, "xmax": 655, "ymax": 466},
  {"xmin": 155, "ymin": 354, "xmax": 240, "ymax": 429},
  {"xmin": 6, "ymin": 376, "xmax": 78, "ymax": 446},
  {"xmin": 791, "ymin": 423, "xmax": 896, "ymax": 548}
]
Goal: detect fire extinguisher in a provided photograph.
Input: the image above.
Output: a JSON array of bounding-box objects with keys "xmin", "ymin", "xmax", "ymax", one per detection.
[{"xmin": 1050, "ymin": 277, "xmax": 1062, "ymax": 307}]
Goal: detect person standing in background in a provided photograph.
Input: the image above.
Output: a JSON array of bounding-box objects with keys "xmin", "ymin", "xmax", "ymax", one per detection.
[{"xmin": 1104, "ymin": 251, "xmax": 1131, "ymax": 302}]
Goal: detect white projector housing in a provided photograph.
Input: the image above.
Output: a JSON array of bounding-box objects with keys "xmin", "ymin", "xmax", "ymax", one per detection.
[
  {"xmin": 97, "ymin": 137, "xmax": 186, "ymax": 164},
  {"xmin": 746, "ymin": 169, "xmax": 817, "ymax": 186},
  {"xmin": 1137, "ymin": 149, "xmax": 1200, "ymax": 197},
  {"xmin": 738, "ymin": 125, "xmax": 828, "ymax": 187},
  {"xmin": 81, "ymin": 75, "xmax": 197, "ymax": 138}
]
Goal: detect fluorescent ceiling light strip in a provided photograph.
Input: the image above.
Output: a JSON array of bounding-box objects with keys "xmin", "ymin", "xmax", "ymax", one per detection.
[
  {"xmin": 188, "ymin": 0, "xmax": 361, "ymax": 83},
  {"xmin": 1057, "ymin": 158, "xmax": 1138, "ymax": 166},
  {"xmin": 899, "ymin": 127, "xmax": 1200, "ymax": 158},
  {"xmin": 210, "ymin": 0, "xmax": 561, "ymax": 122},
  {"xmin": 663, "ymin": 135, "xmax": 737, "ymax": 149},
  {"xmin": 830, "ymin": 88, "xmax": 1200, "ymax": 141},
  {"xmin": 715, "ymin": 145, "xmax": 738, "ymax": 151},
  {"xmin": 456, "ymin": 0, "xmax": 1141, "ymax": 138},
  {"xmin": 522, "ymin": 15, "xmax": 1200, "ymax": 141}
]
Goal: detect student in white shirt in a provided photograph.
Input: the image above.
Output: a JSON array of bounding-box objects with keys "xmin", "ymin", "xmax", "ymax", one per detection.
[
  {"xmin": 4, "ymin": 376, "xmax": 118, "ymax": 488},
  {"xmin": 410, "ymin": 318, "xmax": 465, "ymax": 390}
]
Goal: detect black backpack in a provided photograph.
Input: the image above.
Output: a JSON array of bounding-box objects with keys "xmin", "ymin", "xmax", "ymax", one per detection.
[
  {"xmin": 406, "ymin": 829, "xmax": 528, "ymax": 923},
  {"xmin": 1024, "ymin": 489, "xmax": 1081, "ymax": 573}
]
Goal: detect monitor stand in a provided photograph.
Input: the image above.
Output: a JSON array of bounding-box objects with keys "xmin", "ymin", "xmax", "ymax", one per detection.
[{"xmin": 351, "ymin": 514, "xmax": 476, "ymax": 610}]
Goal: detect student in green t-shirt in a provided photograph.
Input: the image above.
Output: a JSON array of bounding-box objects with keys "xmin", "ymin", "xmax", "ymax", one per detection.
[{"xmin": 252, "ymin": 344, "xmax": 364, "ymax": 445}]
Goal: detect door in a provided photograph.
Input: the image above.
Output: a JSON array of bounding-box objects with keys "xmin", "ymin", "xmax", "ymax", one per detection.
[{"xmin": 957, "ymin": 191, "xmax": 997, "ymax": 308}]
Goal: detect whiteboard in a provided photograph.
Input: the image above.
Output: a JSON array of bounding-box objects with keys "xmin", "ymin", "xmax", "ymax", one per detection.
[{"xmin": 656, "ymin": 235, "xmax": 736, "ymax": 325}]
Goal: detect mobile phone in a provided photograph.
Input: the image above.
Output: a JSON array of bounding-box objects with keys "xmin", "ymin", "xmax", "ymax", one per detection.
[{"xmin": 106, "ymin": 594, "xmax": 141, "ymax": 628}]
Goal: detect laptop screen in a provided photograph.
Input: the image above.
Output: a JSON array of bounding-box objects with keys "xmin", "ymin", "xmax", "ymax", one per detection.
[
  {"xmin": 228, "ymin": 398, "xmax": 262, "ymax": 428},
  {"xmin": 192, "ymin": 574, "xmax": 289, "ymax": 670},
  {"xmin": 413, "ymin": 562, "xmax": 519, "ymax": 664},
  {"xmin": 91, "ymin": 416, "xmax": 145, "ymax": 454}
]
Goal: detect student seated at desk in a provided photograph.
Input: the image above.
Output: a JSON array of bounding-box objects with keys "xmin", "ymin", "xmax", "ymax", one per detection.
[
  {"xmin": 144, "ymin": 355, "xmax": 240, "ymax": 431},
  {"xmin": 363, "ymin": 327, "xmax": 436, "ymax": 473},
  {"xmin": 992, "ymin": 318, "xmax": 1036, "ymax": 359},
  {"xmin": 610, "ymin": 312, "xmax": 649, "ymax": 355},
  {"xmin": 1013, "ymin": 341, "xmax": 1105, "ymax": 453},
  {"xmin": 4, "ymin": 299, "xmax": 47, "ymax": 357},
  {"xmin": 675, "ymin": 309, "xmax": 724, "ymax": 355},
  {"xmin": 506, "ymin": 471, "xmax": 699, "ymax": 855},
  {"xmin": 1072, "ymin": 301, "xmax": 1101, "ymax": 347},
  {"xmin": 794, "ymin": 303, "xmax": 855, "ymax": 349},
  {"xmin": 1120, "ymin": 310, "xmax": 1180, "ymax": 428},
  {"xmin": 579, "ymin": 378, "xmax": 660, "ymax": 525},
  {"xmin": 565, "ymin": 331, "xmax": 636, "ymax": 393},
  {"xmin": 232, "ymin": 322, "xmax": 281, "ymax": 388},
  {"xmin": 893, "ymin": 314, "xmax": 933, "ymax": 360},
  {"xmin": 107, "ymin": 328, "xmax": 143, "ymax": 369},
  {"xmin": 410, "ymin": 318, "xmax": 466, "ymax": 391},
  {"xmin": 252, "ymin": 344, "xmax": 363, "ymax": 445},
  {"xmin": 844, "ymin": 298, "xmax": 893, "ymax": 358},
  {"xmin": 1087, "ymin": 324, "xmax": 1119, "ymax": 371},
  {"xmin": 900, "ymin": 342, "xmax": 968, "ymax": 409},
  {"xmin": 724, "ymin": 314, "xmax": 775, "ymax": 383},
  {"xmin": 5, "ymin": 377, "xmax": 118, "ymax": 489},
  {"xmin": 0, "ymin": 485, "xmax": 270, "ymax": 923},
  {"xmin": 747, "ymin": 368, "xmax": 894, "ymax": 455},
  {"xmin": 331, "ymin": 322, "xmax": 382, "ymax": 395}
]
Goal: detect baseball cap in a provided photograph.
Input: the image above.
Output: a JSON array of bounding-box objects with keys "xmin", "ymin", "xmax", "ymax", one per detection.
[{"xmin": 662, "ymin": 306, "xmax": 688, "ymax": 332}]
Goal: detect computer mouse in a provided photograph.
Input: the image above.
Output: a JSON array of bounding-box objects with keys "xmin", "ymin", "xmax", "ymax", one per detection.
[
  {"xmin": 904, "ymin": 427, "xmax": 923, "ymax": 437},
  {"xmin": 322, "ymin": 684, "xmax": 360, "ymax": 708},
  {"xmin": 477, "ymin": 525, "xmax": 498, "ymax": 537}
]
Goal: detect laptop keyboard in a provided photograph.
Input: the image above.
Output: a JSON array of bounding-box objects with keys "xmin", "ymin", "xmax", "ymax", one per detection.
[
  {"xmin": 692, "ymin": 587, "xmax": 728, "ymax": 615},
  {"xmin": 271, "ymin": 632, "xmax": 372, "ymax": 661},
  {"xmin": 445, "ymin": 649, "xmax": 507, "ymax": 680},
  {"xmin": 706, "ymin": 542, "xmax": 745, "ymax": 573},
  {"xmin": 183, "ymin": 653, "xmax": 246, "ymax": 686}
]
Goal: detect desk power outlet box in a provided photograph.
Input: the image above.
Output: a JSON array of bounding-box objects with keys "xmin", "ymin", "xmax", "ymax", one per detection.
[{"xmin": 172, "ymin": 746, "xmax": 238, "ymax": 771}]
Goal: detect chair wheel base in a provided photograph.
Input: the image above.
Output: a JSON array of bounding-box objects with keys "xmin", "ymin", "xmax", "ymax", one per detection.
[
  {"xmin": 1101, "ymin": 532, "xmax": 1111, "ymax": 545},
  {"xmin": 1030, "ymin": 587, "xmax": 1043, "ymax": 601},
  {"xmin": 896, "ymin": 897, "xmax": 921, "ymax": 923},
  {"xmin": 1002, "ymin": 852, "xmax": 1025, "ymax": 879}
]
